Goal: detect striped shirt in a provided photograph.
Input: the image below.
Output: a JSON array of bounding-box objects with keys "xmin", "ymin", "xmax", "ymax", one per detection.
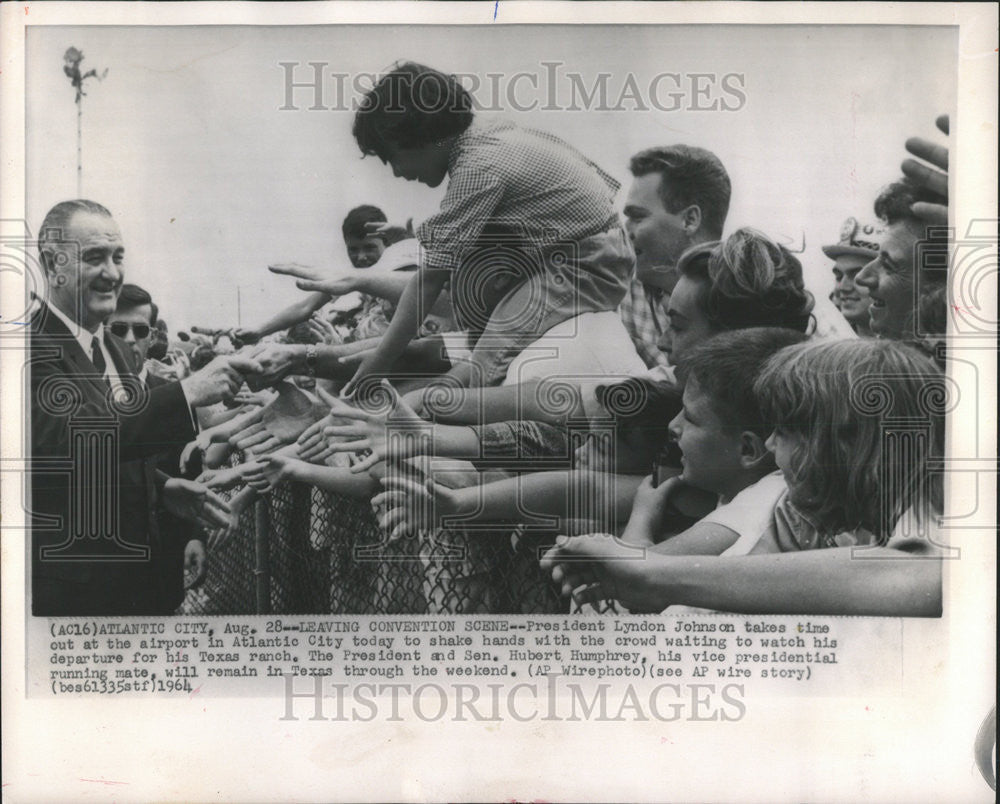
[{"xmin": 416, "ymin": 118, "xmax": 621, "ymax": 273}]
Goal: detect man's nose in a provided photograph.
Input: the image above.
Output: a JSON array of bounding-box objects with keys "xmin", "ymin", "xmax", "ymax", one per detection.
[
  {"xmin": 656, "ymin": 328, "xmax": 671, "ymax": 353},
  {"xmin": 855, "ymin": 260, "xmax": 876, "ymax": 289},
  {"xmin": 667, "ymin": 411, "xmax": 683, "ymax": 441},
  {"xmin": 124, "ymin": 329, "xmax": 136, "ymax": 344}
]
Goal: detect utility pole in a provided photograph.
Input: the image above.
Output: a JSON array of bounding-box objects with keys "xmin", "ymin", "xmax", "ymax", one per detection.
[{"xmin": 62, "ymin": 47, "xmax": 107, "ymax": 197}]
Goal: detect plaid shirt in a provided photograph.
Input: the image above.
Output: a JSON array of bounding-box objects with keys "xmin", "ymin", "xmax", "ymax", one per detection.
[
  {"xmin": 416, "ymin": 118, "xmax": 621, "ymax": 273},
  {"xmin": 618, "ymin": 278, "xmax": 670, "ymax": 369}
]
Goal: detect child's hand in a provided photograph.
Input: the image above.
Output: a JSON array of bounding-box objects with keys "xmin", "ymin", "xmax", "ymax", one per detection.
[
  {"xmin": 307, "ymin": 315, "xmax": 339, "ymax": 346},
  {"xmin": 371, "ymin": 472, "xmax": 462, "ymax": 540},
  {"xmin": 540, "ymin": 533, "xmax": 662, "ymax": 612},
  {"xmin": 243, "ymin": 453, "xmax": 302, "ymax": 494},
  {"xmin": 320, "ymin": 380, "xmax": 429, "ymax": 473},
  {"xmin": 620, "ymin": 475, "xmax": 682, "ymax": 544},
  {"xmin": 196, "ymin": 464, "xmax": 246, "ymax": 492}
]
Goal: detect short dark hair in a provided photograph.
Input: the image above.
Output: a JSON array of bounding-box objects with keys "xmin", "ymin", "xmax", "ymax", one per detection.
[
  {"xmin": 874, "ymin": 177, "xmax": 945, "ymax": 226},
  {"xmin": 353, "ymin": 62, "xmax": 474, "ymax": 160},
  {"xmin": 594, "ymin": 376, "xmax": 683, "ymax": 468},
  {"xmin": 37, "ymin": 199, "xmax": 113, "ymax": 269},
  {"xmin": 628, "ymin": 145, "xmax": 731, "ymax": 238},
  {"xmin": 677, "ymin": 228, "xmax": 815, "ymax": 333},
  {"xmin": 874, "ymin": 178, "xmax": 949, "ymax": 341},
  {"xmin": 675, "ymin": 327, "xmax": 809, "ymax": 437},
  {"xmin": 341, "ymin": 205, "xmax": 387, "ymax": 242},
  {"xmin": 116, "ymin": 283, "xmax": 158, "ymax": 326}
]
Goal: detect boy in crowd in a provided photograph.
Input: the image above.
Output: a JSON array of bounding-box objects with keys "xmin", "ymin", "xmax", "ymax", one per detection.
[{"xmin": 619, "ymin": 328, "xmax": 808, "ymax": 557}]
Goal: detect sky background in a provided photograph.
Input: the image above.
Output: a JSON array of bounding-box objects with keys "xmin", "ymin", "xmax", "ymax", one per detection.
[{"xmin": 26, "ymin": 24, "xmax": 956, "ymax": 332}]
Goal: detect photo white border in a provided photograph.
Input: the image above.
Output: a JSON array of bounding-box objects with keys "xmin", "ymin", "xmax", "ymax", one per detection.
[{"xmin": 2, "ymin": 3, "xmax": 996, "ymax": 801}]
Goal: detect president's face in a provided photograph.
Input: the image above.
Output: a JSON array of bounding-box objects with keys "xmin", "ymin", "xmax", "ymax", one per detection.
[{"xmin": 46, "ymin": 211, "xmax": 125, "ymax": 332}]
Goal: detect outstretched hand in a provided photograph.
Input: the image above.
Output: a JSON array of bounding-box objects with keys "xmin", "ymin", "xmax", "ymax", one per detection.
[
  {"xmin": 540, "ymin": 533, "xmax": 661, "ymax": 612},
  {"xmin": 269, "ymin": 262, "xmax": 361, "ymax": 297},
  {"xmin": 321, "ymin": 379, "xmax": 430, "ymax": 473},
  {"xmin": 371, "ymin": 469, "xmax": 461, "ymax": 540},
  {"xmin": 902, "ymin": 114, "xmax": 949, "ymax": 226},
  {"xmin": 162, "ymin": 477, "xmax": 232, "ymax": 531}
]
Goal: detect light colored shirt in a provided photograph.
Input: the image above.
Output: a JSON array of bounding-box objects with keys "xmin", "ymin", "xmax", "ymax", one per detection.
[
  {"xmin": 45, "ymin": 302, "xmax": 127, "ymax": 399},
  {"xmin": 416, "ymin": 117, "xmax": 620, "ymax": 274}
]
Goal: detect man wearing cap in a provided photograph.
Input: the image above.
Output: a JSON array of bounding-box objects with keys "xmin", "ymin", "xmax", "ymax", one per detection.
[{"xmin": 823, "ymin": 216, "xmax": 884, "ymax": 337}]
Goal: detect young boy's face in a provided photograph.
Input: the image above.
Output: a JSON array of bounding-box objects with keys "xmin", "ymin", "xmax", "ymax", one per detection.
[
  {"xmin": 385, "ymin": 144, "xmax": 450, "ymax": 188},
  {"xmin": 668, "ymin": 377, "xmax": 743, "ymax": 496},
  {"xmin": 344, "ymin": 235, "xmax": 385, "ymax": 268}
]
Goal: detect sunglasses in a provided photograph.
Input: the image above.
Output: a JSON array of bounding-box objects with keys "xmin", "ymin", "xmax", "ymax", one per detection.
[{"xmin": 109, "ymin": 322, "xmax": 151, "ymax": 339}]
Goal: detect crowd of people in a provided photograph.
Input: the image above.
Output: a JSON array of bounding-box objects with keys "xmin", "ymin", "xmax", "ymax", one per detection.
[{"xmin": 29, "ymin": 63, "xmax": 951, "ymax": 617}]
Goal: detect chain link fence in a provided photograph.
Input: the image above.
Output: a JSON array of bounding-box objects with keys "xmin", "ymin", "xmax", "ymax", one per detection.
[{"xmin": 177, "ymin": 465, "xmax": 587, "ymax": 616}]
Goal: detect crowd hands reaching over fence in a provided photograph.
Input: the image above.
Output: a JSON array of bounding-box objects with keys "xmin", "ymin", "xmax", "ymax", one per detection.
[{"xmin": 39, "ymin": 62, "xmax": 953, "ymax": 617}]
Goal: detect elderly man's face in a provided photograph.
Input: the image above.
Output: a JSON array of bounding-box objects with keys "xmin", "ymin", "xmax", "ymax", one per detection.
[
  {"xmin": 856, "ymin": 219, "xmax": 921, "ymax": 340},
  {"xmin": 107, "ymin": 303, "xmax": 154, "ymax": 364},
  {"xmin": 46, "ymin": 211, "xmax": 124, "ymax": 332}
]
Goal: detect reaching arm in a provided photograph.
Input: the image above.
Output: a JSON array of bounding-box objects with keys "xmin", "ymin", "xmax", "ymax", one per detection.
[
  {"xmin": 542, "ymin": 535, "xmax": 942, "ymax": 616},
  {"xmin": 419, "ymin": 378, "xmax": 587, "ymax": 426},
  {"xmin": 238, "ymin": 291, "xmax": 330, "ymax": 342},
  {"xmin": 346, "ymin": 267, "xmax": 450, "ymax": 393},
  {"xmin": 384, "ymin": 470, "xmax": 642, "ymax": 528},
  {"xmin": 352, "ymin": 271, "xmax": 413, "ymax": 305}
]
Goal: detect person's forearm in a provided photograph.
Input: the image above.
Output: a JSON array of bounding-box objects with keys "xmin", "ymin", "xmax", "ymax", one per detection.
[
  {"xmin": 429, "ymin": 424, "xmax": 482, "ymax": 458},
  {"xmin": 250, "ymin": 292, "xmax": 330, "ymax": 338},
  {"xmin": 451, "ymin": 471, "xmax": 642, "ymax": 524},
  {"xmin": 354, "ymin": 271, "xmax": 412, "ymax": 305},
  {"xmin": 354, "ymin": 268, "xmax": 449, "ymax": 380},
  {"xmin": 428, "ymin": 379, "xmax": 584, "ymax": 426},
  {"xmin": 637, "ymin": 546, "xmax": 942, "ymax": 616},
  {"xmin": 289, "ymin": 463, "xmax": 378, "ymax": 498}
]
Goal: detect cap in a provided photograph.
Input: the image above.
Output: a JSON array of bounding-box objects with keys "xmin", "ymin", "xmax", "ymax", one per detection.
[{"xmin": 822, "ymin": 216, "xmax": 885, "ymax": 259}]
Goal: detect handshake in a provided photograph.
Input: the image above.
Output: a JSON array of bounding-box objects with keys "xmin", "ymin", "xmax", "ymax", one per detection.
[{"xmin": 179, "ymin": 353, "xmax": 265, "ymax": 408}]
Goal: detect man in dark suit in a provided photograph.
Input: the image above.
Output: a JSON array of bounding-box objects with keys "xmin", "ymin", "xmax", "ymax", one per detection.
[
  {"xmin": 107, "ymin": 283, "xmax": 209, "ymax": 609},
  {"xmin": 29, "ymin": 199, "xmax": 259, "ymax": 615}
]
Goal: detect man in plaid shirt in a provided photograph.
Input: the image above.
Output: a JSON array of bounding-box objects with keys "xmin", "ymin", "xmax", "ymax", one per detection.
[
  {"xmin": 347, "ymin": 61, "xmax": 634, "ymax": 390},
  {"xmin": 619, "ymin": 145, "xmax": 732, "ymax": 373}
]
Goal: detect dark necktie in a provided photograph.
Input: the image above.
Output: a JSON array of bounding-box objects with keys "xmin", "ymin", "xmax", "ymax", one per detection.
[{"xmin": 91, "ymin": 337, "xmax": 108, "ymax": 380}]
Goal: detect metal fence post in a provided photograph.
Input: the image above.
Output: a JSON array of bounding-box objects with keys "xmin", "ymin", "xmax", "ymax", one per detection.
[{"xmin": 253, "ymin": 497, "xmax": 271, "ymax": 614}]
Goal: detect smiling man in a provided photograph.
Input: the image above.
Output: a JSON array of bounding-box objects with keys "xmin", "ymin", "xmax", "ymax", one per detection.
[
  {"xmin": 856, "ymin": 179, "xmax": 949, "ymax": 346},
  {"xmin": 619, "ymin": 145, "xmax": 731, "ymax": 370},
  {"xmin": 30, "ymin": 199, "xmax": 259, "ymax": 615},
  {"xmin": 822, "ymin": 217, "xmax": 883, "ymax": 337}
]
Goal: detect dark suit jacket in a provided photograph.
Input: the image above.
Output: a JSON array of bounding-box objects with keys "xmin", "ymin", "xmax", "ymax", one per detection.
[{"xmin": 29, "ymin": 302, "xmax": 197, "ymax": 615}]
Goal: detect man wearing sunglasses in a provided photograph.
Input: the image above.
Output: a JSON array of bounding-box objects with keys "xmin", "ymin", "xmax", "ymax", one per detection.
[
  {"xmin": 107, "ymin": 283, "xmax": 157, "ymax": 378},
  {"xmin": 29, "ymin": 200, "xmax": 261, "ymax": 615}
]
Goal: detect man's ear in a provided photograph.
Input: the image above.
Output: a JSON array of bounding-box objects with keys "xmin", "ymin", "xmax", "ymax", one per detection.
[
  {"xmin": 739, "ymin": 431, "xmax": 772, "ymax": 470},
  {"xmin": 38, "ymin": 248, "xmax": 56, "ymax": 277},
  {"xmin": 681, "ymin": 205, "xmax": 703, "ymax": 235}
]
